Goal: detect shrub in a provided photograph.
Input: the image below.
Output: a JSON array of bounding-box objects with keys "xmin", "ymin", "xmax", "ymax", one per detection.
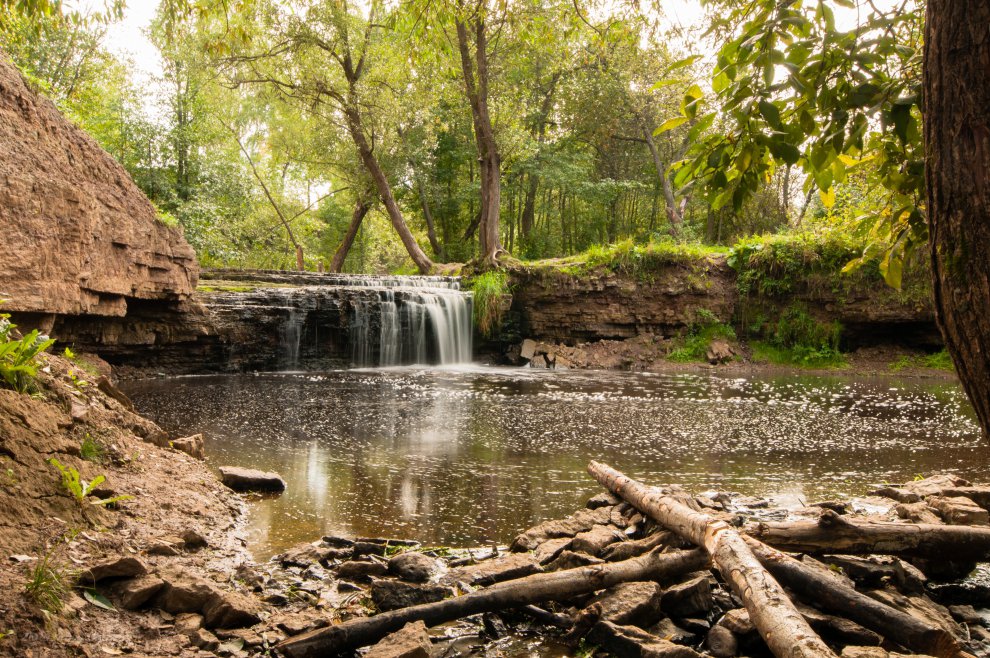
[
  {"xmin": 24, "ymin": 538, "xmax": 70, "ymax": 615},
  {"xmin": 0, "ymin": 306, "xmax": 55, "ymax": 394},
  {"xmin": 79, "ymin": 435, "xmax": 105, "ymax": 464},
  {"xmin": 471, "ymin": 271, "xmax": 512, "ymax": 338},
  {"xmin": 669, "ymin": 309, "xmax": 736, "ymax": 362},
  {"xmin": 752, "ymin": 305, "xmax": 844, "ymax": 367}
]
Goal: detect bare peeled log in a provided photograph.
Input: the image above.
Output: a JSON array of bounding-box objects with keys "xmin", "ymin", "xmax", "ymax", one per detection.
[
  {"xmin": 745, "ymin": 538, "xmax": 972, "ymax": 658},
  {"xmin": 748, "ymin": 509, "xmax": 990, "ymax": 561},
  {"xmin": 587, "ymin": 460, "xmax": 837, "ymax": 658},
  {"xmin": 277, "ymin": 547, "xmax": 708, "ymax": 658}
]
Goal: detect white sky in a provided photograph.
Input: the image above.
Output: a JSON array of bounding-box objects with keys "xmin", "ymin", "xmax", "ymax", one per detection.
[{"xmin": 100, "ymin": 0, "xmax": 164, "ymax": 89}]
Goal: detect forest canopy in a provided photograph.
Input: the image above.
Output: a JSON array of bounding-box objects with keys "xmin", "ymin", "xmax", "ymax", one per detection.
[{"xmin": 0, "ymin": 0, "xmax": 922, "ymax": 280}]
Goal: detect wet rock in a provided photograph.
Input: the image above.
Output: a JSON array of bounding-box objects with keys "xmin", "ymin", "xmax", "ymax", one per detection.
[
  {"xmin": 705, "ymin": 625, "xmax": 738, "ymax": 658},
  {"xmin": 79, "ymin": 556, "xmax": 147, "ymax": 584},
  {"xmin": 821, "ymin": 555, "xmax": 927, "ymax": 593},
  {"xmin": 908, "ymin": 557, "xmax": 977, "ymax": 581},
  {"xmin": 218, "ymin": 466, "xmax": 286, "ymax": 493},
  {"xmin": 278, "ymin": 542, "xmax": 341, "ymax": 568},
  {"xmin": 510, "ymin": 506, "xmax": 611, "ymax": 551},
  {"xmin": 587, "ymin": 620, "xmax": 704, "ymax": 658},
  {"xmin": 587, "ymin": 492, "xmax": 622, "ymax": 509},
  {"xmin": 482, "ymin": 612, "xmax": 510, "ymax": 639},
  {"xmin": 322, "ymin": 535, "xmax": 357, "ymax": 549},
  {"xmin": 110, "ymin": 574, "xmax": 166, "ymax": 610},
  {"xmin": 895, "ymin": 501, "xmax": 943, "ymax": 524},
  {"xmin": 388, "ymin": 551, "xmax": 439, "ymax": 583},
  {"xmin": 928, "ymin": 495, "xmax": 990, "ymax": 525},
  {"xmin": 948, "ymin": 604, "xmax": 982, "ymax": 623},
  {"xmin": 545, "ymin": 550, "xmax": 604, "ymax": 571},
  {"xmin": 588, "ymin": 582, "xmax": 663, "ymax": 626},
  {"xmin": 156, "ymin": 568, "xmax": 262, "ymax": 628},
  {"xmin": 337, "ymin": 560, "xmax": 388, "ymax": 582},
  {"xmin": 353, "ymin": 541, "xmax": 389, "ymax": 558},
  {"xmin": 676, "ymin": 617, "xmax": 711, "ymax": 635},
  {"xmin": 447, "ymin": 553, "xmax": 541, "ymax": 586},
  {"xmin": 534, "ymin": 537, "xmax": 572, "ymax": 565},
  {"xmin": 520, "ymin": 339, "xmax": 538, "ymax": 361},
  {"xmin": 570, "ymin": 524, "xmax": 626, "ymax": 556},
  {"xmin": 872, "ymin": 474, "xmax": 970, "ymax": 503},
  {"xmin": 810, "ymin": 500, "xmax": 851, "ymax": 514},
  {"xmin": 172, "ymin": 434, "xmax": 205, "ymax": 460},
  {"xmin": 365, "ymin": 620, "xmax": 432, "ymax": 658},
  {"xmin": 371, "ymin": 580, "xmax": 453, "ymax": 612},
  {"xmin": 660, "ymin": 574, "xmax": 712, "ymax": 618}
]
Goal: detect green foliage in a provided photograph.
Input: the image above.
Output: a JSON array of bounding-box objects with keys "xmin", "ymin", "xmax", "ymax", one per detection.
[
  {"xmin": 0, "ymin": 308, "xmax": 55, "ymax": 394},
  {"xmin": 47, "ymin": 457, "xmax": 130, "ymax": 507},
  {"xmin": 669, "ymin": 309, "xmax": 736, "ymax": 362},
  {"xmin": 890, "ymin": 349, "xmax": 955, "ymax": 372},
  {"xmin": 24, "ymin": 537, "xmax": 71, "ymax": 615},
  {"xmin": 79, "ymin": 435, "xmax": 105, "ymax": 464},
  {"xmin": 556, "ymin": 238, "xmax": 723, "ymax": 278},
  {"xmin": 752, "ymin": 305, "xmax": 844, "ymax": 368},
  {"xmin": 471, "ymin": 271, "xmax": 512, "ymax": 339}
]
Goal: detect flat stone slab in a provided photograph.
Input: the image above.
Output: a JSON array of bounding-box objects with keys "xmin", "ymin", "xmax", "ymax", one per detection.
[
  {"xmin": 365, "ymin": 620, "xmax": 432, "ymax": 658},
  {"xmin": 219, "ymin": 466, "xmax": 286, "ymax": 492}
]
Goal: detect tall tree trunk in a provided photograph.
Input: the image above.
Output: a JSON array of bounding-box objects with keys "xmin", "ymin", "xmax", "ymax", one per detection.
[
  {"xmin": 521, "ymin": 71, "xmax": 561, "ymax": 240},
  {"xmin": 342, "ymin": 103, "xmax": 433, "ymax": 274},
  {"xmin": 642, "ymin": 125, "xmax": 683, "ymax": 235},
  {"xmin": 456, "ymin": 12, "xmax": 501, "ymax": 265},
  {"xmin": 398, "ymin": 126, "xmax": 444, "ymax": 259},
  {"xmin": 925, "ymin": 0, "xmax": 990, "ymax": 437},
  {"xmin": 330, "ymin": 197, "xmax": 372, "ymax": 273}
]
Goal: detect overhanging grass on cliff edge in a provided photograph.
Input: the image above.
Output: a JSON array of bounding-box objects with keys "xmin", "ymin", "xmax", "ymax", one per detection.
[
  {"xmin": 471, "ymin": 271, "xmax": 512, "ymax": 338},
  {"xmin": 523, "ymin": 238, "xmax": 726, "ymax": 279}
]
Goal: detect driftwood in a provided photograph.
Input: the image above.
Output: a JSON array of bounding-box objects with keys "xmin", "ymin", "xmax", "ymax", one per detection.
[
  {"xmin": 587, "ymin": 460, "xmax": 837, "ymax": 658},
  {"xmin": 748, "ymin": 509, "xmax": 990, "ymax": 560},
  {"xmin": 276, "ymin": 547, "xmax": 708, "ymax": 658},
  {"xmin": 745, "ymin": 537, "xmax": 974, "ymax": 658}
]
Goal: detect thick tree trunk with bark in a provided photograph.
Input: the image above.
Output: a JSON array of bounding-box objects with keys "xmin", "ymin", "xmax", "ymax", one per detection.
[
  {"xmin": 330, "ymin": 196, "xmax": 372, "ymax": 273},
  {"xmin": 276, "ymin": 548, "xmax": 708, "ymax": 658},
  {"xmin": 747, "ymin": 509, "xmax": 990, "ymax": 561},
  {"xmin": 588, "ymin": 461, "xmax": 836, "ymax": 658},
  {"xmin": 456, "ymin": 13, "xmax": 502, "ymax": 264},
  {"xmin": 745, "ymin": 538, "xmax": 969, "ymax": 658},
  {"xmin": 925, "ymin": 0, "xmax": 990, "ymax": 438},
  {"xmin": 521, "ymin": 72, "xmax": 561, "ymax": 240}
]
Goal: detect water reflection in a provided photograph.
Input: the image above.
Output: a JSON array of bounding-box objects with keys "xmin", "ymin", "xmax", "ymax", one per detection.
[{"xmin": 124, "ymin": 368, "xmax": 989, "ymax": 559}]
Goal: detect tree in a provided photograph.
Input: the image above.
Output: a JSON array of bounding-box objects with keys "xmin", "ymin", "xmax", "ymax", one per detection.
[{"xmin": 924, "ymin": 0, "xmax": 990, "ymax": 437}]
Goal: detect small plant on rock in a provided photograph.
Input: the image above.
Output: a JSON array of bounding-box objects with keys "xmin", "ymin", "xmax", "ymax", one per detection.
[
  {"xmin": 24, "ymin": 536, "xmax": 72, "ymax": 615},
  {"xmin": 79, "ymin": 434, "xmax": 105, "ymax": 464},
  {"xmin": 48, "ymin": 457, "xmax": 131, "ymax": 507},
  {"xmin": 0, "ymin": 303, "xmax": 55, "ymax": 394}
]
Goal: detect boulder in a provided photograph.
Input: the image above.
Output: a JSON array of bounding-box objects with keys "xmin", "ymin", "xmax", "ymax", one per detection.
[
  {"xmin": 371, "ymin": 580, "xmax": 453, "ymax": 612},
  {"xmin": 388, "ymin": 551, "xmax": 439, "ymax": 583},
  {"xmin": 78, "ymin": 556, "xmax": 147, "ymax": 584},
  {"xmin": 338, "ymin": 560, "xmax": 388, "ymax": 582},
  {"xmin": 534, "ymin": 537, "xmax": 572, "ymax": 565},
  {"xmin": 570, "ymin": 524, "xmax": 626, "ymax": 557},
  {"xmin": 660, "ymin": 574, "xmax": 712, "ymax": 618},
  {"xmin": 365, "ymin": 620, "xmax": 432, "ymax": 658},
  {"xmin": 587, "ymin": 621, "xmax": 704, "ymax": 658},
  {"xmin": 705, "ymin": 625, "xmax": 738, "ymax": 658},
  {"xmin": 928, "ymin": 495, "xmax": 990, "ymax": 525},
  {"xmin": 588, "ymin": 582, "xmax": 663, "ymax": 626},
  {"xmin": 109, "ymin": 573, "xmax": 166, "ymax": 610},
  {"xmin": 171, "ymin": 434, "xmax": 205, "ymax": 460},
  {"xmin": 706, "ymin": 340, "xmax": 735, "ymax": 365},
  {"xmin": 278, "ymin": 542, "xmax": 343, "ymax": 568},
  {"xmin": 519, "ymin": 339, "xmax": 538, "ymax": 361},
  {"xmin": 156, "ymin": 567, "xmax": 261, "ymax": 628},
  {"xmin": 446, "ymin": 553, "xmax": 541, "ymax": 586},
  {"xmin": 218, "ymin": 466, "xmax": 286, "ymax": 493}
]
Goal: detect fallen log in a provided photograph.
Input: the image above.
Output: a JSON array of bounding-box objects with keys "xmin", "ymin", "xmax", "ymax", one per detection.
[
  {"xmin": 276, "ymin": 547, "xmax": 708, "ymax": 658},
  {"xmin": 587, "ymin": 460, "xmax": 837, "ymax": 658},
  {"xmin": 744, "ymin": 537, "xmax": 973, "ymax": 658},
  {"xmin": 747, "ymin": 509, "xmax": 990, "ymax": 561}
]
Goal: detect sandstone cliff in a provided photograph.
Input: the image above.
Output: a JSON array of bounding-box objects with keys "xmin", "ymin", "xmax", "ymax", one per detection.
[{"xmin": 0, "ymin": 55, "xmax": 199, "ymax": 326}]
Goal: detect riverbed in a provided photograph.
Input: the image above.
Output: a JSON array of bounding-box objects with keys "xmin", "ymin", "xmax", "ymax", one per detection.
[{"xmin": 124, "ymin": 367, "xmax": 988, "ymax": 559}]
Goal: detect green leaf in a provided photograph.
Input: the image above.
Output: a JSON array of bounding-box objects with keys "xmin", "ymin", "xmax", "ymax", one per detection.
[
  {"xmin": 655, "ymin": 116, "xmax": 689, "ymax": 135},
  {"xmin": 666, "ymin": 54, "xmax": 703, "ymax": 73},
  {"xmin": 758, "ymin": 100, "xmax": 782, "ymax": 129},
  {"xmin": 651, "ymin": 79, "xmax": 679, "ymax": 91},
  {"xmin": 819, "ymin": 186, "xmax": 836, "ymax": 208},
  {"xmin": 769, "ymin": 139, "xmax": 800, "ymax": 165},
  {"xmin": 680, "ymin": 85, "xmax": 704, "ymax": 120},
  {"xmin": 82, "ymin": 589, "xmax": 116, "ymax": 611}
]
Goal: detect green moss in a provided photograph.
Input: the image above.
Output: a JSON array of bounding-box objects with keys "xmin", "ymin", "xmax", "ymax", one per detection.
[
  {"xmin": 890, "ymin": 349, "xmax": 955, "ymax": 372},
  {"xmin": 527, "ymin": 238, "xmax": 725, "ymax": 280}
]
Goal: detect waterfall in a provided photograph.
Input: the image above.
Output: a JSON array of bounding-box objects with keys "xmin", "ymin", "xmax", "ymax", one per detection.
[
  {"xmin": 278, "ymin": 301, "xmax": 307, "ymax": 370},
  {"xmin": 349, "ymin": 277, "xmax": 473, "ymax": 367}
]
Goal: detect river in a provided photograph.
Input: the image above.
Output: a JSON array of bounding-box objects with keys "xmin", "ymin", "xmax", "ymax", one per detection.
[{"xmin": 124, "ymin": 367, "xmax": 987, "ymax": 559}]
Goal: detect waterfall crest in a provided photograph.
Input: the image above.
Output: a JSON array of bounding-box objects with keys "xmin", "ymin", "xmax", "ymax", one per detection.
[{"xmin": 349, "ymin": 277, "xmax": 473, "ymax": 367}]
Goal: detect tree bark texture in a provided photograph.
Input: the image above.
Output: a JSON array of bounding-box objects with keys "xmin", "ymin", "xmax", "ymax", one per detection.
[
  {"xmin": 456, "ymin": 13, "xmax": 502, "ymax": 264},
  {"xmin": 746, "ymin": 510, "xmax": 990, "ymax": 561},
  {"xmin": 587, "ymin": 461, "xmax": 837, "ymax": 658},
  {"xmin": 745, "ymin": 538, "xmax": 970, "ymax": 658},
  {"xmin": 925, "ymin": 0, "xmax": 990, "ymax": 438},
  {"xmin": 276, "ymin": 547, "xmax": 708, "ymax": 658}
]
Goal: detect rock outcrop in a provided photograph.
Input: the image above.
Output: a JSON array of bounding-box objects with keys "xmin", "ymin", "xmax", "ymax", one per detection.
[{"xmin": 0, "ymin": 55, "xmax": 206, "ymax": 353}]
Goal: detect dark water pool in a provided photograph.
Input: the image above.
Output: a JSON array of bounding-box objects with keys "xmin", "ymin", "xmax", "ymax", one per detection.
[{"xmin": 123, "ymin": 367, "xmax": 988, "ymax": 558}]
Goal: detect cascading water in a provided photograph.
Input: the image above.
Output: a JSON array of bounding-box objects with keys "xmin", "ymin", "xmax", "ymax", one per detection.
[{"xmin": 348, "ymin": 277, "xmax": 473, "ymax": 367}]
